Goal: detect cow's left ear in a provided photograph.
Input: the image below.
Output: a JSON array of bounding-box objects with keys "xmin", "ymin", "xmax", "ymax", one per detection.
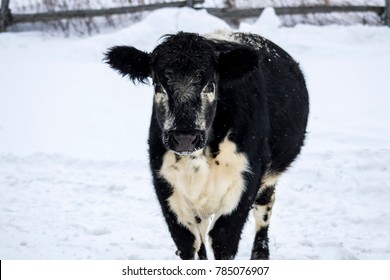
[
  {"xmin": 217, "ymin": 46, "xmax": 259, "ymax": 80},
  {"xmin": 104, "ymin": 46, "xmax": 151, "ymax": 83}
]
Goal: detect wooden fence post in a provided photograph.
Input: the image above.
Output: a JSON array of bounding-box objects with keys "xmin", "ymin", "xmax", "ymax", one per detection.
[
  {"xmin": 0, "ymin": 0, "xmax": 11, "ymax": 32},
  {"xmin": 385, "ymin": 0, "xmax": 390, "ymax": 26}
]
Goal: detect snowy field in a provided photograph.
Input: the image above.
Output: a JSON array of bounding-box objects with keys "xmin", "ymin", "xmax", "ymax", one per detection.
[{"xmin": 0, "ymin": 8, "xmax": 389, "ymax": 260}]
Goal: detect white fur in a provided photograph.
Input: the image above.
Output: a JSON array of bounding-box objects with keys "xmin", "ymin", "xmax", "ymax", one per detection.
[
  {"xmin": 154, "ymin": 90, "xmax": 175, "ymax": 131},
  {"xmin": 160, "ymin": 135, "xmax": 250, "ymax": 253},
  {"xmin": 205, "ymin": 29, "xmax": 235, "ymax": 42},
  {"xmin": 154, "ymin": 92, "xmax": 166, "ymax": 104},
  {"xmin": 197, "ymin": 85, "xmax": 216, "ymax": 130},
  {"xmin": 262, "ymin": 172, "xmax": 279, "ymax": 187},
  {"xmin": 252, "ymin": 173, "xmax": 279, "ymax": 231},
  {"xmin": 253, "ymin": 192, "xmax": 275, "ymax": 231},
  {"xmin": 205, "ymin": 30, "xmax": 281, "ymax": 59}
]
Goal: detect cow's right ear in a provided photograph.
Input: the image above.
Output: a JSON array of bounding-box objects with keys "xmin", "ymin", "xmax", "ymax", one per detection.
[{"xmin": 104, "ymin": 46, "xmax": 151, "ymax": 83}]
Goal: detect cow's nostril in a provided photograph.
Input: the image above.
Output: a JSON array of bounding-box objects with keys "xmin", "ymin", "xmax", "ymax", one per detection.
[
  {"xmin": 172, "ymin": 135, "xmax": 180, "ymax": 145},
  {"xmin": 170, "ymin": 132, "xmax": 199, "ymax": 153},
  {"xmin": 191, "ymin": 135, "xmax": 198, "ymax": 145},
  {"xmin": 172, "ymin": 134, "xmax": 196, "ymax": 145}
]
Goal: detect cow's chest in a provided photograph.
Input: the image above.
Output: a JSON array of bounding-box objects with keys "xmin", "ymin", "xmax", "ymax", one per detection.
[{"xmin": 159, "ymin": 137, "xmax": 249, "ymax": 228}]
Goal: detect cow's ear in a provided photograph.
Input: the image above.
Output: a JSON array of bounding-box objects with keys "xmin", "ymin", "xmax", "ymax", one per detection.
[
  {"xmin": 217, "ymin": 46, "xmax": 259, "ymax": 80},
  {"xmin": 104, "ymin": 46, "xmax": 151, "ymax": 83}
]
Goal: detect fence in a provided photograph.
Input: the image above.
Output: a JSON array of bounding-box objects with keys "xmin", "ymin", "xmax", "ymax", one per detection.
[{"xmin": 1, "ymin": 0, "xmax": 390, "ymax": 32}]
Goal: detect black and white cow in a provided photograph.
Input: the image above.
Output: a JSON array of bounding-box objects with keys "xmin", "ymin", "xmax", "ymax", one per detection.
[{"xmin": 105, "ymin": 30, "xmax": 309, "ymax": 260}]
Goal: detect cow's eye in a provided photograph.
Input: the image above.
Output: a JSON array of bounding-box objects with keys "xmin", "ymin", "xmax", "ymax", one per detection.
[
  {"xmin": 155, "ymin": 84, "xmax": 166, "ymax": 94},
  {"xmin": 204, "ymin": 83, "xmax": 215, "ymax": 93}
]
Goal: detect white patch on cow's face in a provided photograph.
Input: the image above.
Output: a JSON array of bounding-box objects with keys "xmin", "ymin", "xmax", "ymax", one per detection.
[
  {"xmin": 159, "ymin": 134, "xmax": 249, "ymax": 256},
  {"xmin": 154, "ymin": 92, "xmax": 165, "ymax": 104},
  {"xmin": 202, "ymin": 82, "xmax": 216, "ymax": 102},
  {"xmin": 197, "ymin": 82, "xmax": 216, "ymax": 130},
  {"xmin": 154, "ymin": 84, "xmax": 176, "ymax": 131}
]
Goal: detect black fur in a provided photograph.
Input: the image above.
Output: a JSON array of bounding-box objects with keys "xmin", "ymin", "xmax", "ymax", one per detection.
[
  {"xmin": 105, "ymin": 31, "xmax": 309, "ymax": 260},
  {"xmin": 217, "ymin": 46, "xmax": 259, "ymax": 80},
  {"xmin": 256, "ymin": 186, "xmax": 275, "ymax": 206},
  {"xmin": 251, "ymin": 226, "xmax": 270, "ymax": 260}
]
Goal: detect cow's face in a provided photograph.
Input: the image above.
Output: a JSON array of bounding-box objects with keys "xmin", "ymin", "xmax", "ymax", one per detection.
[
  {"xmin": 105, "ymin": 32, "xmax": 259, "ymax": 155},
  {"xmin": 149, "ymin": 34, "xmax": 218, "ymax": 155},
  {"xmin": 151, "ymin": 75, "xmax": 217, "ymax": 155}
]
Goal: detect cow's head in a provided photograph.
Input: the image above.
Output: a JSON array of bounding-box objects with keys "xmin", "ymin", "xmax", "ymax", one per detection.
[{"xmin": 105, "ymin": 32, "xmax": 258, "ymax": 155}]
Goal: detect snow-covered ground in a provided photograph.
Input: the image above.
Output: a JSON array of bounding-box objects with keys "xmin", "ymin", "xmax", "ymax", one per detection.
[{"xmin": 0, "ymin": 8, "xmax": 389, "ymax": 259}]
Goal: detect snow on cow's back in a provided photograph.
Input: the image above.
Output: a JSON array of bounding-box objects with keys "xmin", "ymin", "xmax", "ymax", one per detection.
[{"xmin": 205, "ymin": 29, "xmax": 293, "ymax": 62}]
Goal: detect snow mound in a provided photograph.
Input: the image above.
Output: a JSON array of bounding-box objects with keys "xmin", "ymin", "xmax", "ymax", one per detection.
[
  {"xmin": 100, "ymin": 8, "xmax": 230, "ymax": 51},
  {"xmin": 240, "ymin": 7, "xmax": 281, "ymax": 36}
]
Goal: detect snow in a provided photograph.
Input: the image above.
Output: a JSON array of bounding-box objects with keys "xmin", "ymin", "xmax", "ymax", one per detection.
[
  {"xmin": 1, "ymin": 7, "xmax": 390, "ymax": 259},
  {"xmin": 246, "ymin": 7, "xmax": 281, "ymax": 33}
]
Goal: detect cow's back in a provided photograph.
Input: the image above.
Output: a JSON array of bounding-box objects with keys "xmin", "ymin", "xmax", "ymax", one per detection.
[{"xmin": 211, "ymin": 31, "xmax": 309, "ymax": 174}]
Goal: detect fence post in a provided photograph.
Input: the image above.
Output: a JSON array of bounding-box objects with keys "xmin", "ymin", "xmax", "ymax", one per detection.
[
  {"xmin": 0, "ymin": 0, "xmax": 11, "ymax": 32},
  {"xmin": 186, "ymin": 0, "xmax": 194, "ymax": 8},
  {"xmin": 385, "ymin": 0, "xmax": 390, "ymax": 26}
]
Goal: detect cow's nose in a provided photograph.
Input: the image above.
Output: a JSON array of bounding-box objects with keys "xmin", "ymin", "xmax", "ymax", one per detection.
[{"xmin": 170, "ymin": 132, "xmax": 200, "ymax": 153}]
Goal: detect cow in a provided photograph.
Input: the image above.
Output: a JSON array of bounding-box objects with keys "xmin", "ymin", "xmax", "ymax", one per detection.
[{"xmin": 105, "ymin": 30, "xmax": 309, "ymax": 260}]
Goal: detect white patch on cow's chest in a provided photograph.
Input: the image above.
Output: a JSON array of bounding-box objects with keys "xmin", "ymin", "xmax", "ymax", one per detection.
[{"xmin": 160, "ymin": 136, "xmax": 249, "ymax": 245}]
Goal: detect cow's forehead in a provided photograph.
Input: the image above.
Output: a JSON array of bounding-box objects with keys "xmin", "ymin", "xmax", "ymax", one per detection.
[
  {"xmin": 153, "ymin": 63, "xmax": 213, "ymax": 88},
  {"xmin": 153, "ymin": 74, "xmax": 202, "ymax": 103},
  {"xmin": 171, "ymin": 78, "xmax": 200, "ymax": 102},
  {"xmin": 152, "ymin": 52, "xmax": 214, "ymax": 75},
  {"xmin": 151, "ymin": 33, "xmax": 217, "ymax": 72}
]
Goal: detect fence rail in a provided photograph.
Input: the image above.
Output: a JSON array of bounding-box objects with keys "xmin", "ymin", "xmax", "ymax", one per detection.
[
  {"xmin": 206, "ymin": 5, "xmax": 386, "ymax": 20},
  {"xmin": 1, "ymin": 0, "xmax": 390, "ymax": 32},
  {"xmin": 12, "ymin": 0, "xmax": 204, "ymax": 24}
]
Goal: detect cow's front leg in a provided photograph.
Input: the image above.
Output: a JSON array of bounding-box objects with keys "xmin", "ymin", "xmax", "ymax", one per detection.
[
  {"xmin": 161, "ymin": 204, "xmax": 199, "ymax": 260},
  {"xmin": 153, "ymin": 177, "xmax": 198, "ymax": 260},
  {"xmin": 165, "ymin": 211, "xmax": 197, "ymax": 260},
  {"xmin": 209, "ymin": 206, "xmax": 252, "ymax": 260}
]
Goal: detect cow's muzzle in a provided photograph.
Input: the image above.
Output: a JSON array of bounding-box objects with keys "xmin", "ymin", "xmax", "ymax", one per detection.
[{"xmin": 164, "ymin": 130, "xmax": 206, "ymax": 155}]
